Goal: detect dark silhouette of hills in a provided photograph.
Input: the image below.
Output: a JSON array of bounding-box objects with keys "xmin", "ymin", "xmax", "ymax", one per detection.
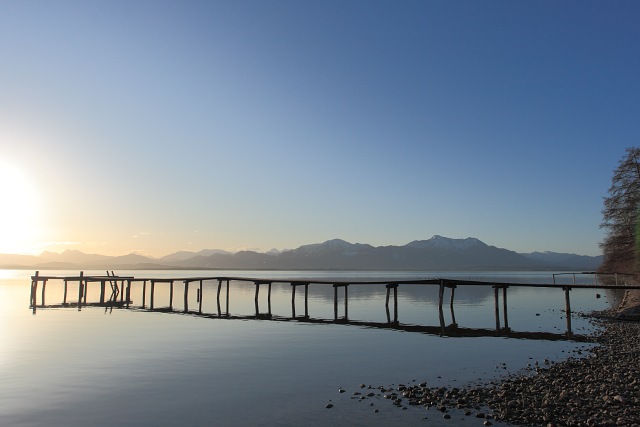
[{"xmin": 0, "ymin": 235, "xmax": 602, "ymax": 271}]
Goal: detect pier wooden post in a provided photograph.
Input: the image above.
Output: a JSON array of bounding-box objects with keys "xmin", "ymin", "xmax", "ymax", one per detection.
[
  {"xmin": 304, "ymin": 284, "xmax": 309, "ymax": 318},
  {"xmin": 268, "ymin": 283, "xmax": 272, "ymax": 315},
  {"xmin": 184, "ymin": 280, "xmax": 189, "ymax": 312},
  {"xmin": 502, "ymin": 286, "xmax": 509, "ymax": 331},
  {"xmin": 344, "ymin": 285, "xmax": 348, "ymax": 319},
  {"xmin": 30, "ymin": 271, "xmax": 39, "ymax": 307},
  {"xmin": 254, "ymin": 281, "xmax": 260, "ymax": 303},
  {"xmin": 438, "ymin": 280, "xmax": 446, "ymax": 334},
  {"xmin": 394, "ymin": 285, "xmax": 398, "ymax": 322},
  {"xmin": 386, "ymin": 284, "xmax": 398, "ymax": 323},
  {"xmin": 449, "ymin": 285, "xmax": 457, "ymax": 327},
  {"xmin": 254, "ymin": 281, "xmax": 260, "ymax": 316},
  {"xmin": 63, "ymin": 279, "xmax": 68, "ymax": 305},
  {"xmin": 385, "ymin": 285, "xmax": 391, "ymax": 322},
  {"xmin": 493, "ymin": 285, "xmax": 500, "ymax": 332},
  {"xmin": 198, "ymin": 280, "xmax": 203, "ymax": 313},
  {"xmin": 41, "ymin": 279, "xmax": 47, "ymax": 306},
  {"xmin": 291, "ymin": 284, "xmax": 296, "ymax": 318},
  {"xmin": 564, "ymin": 286, "xmax": 572, "ymax": 337},
  {"xmin": 77, "ymin": 271, "xmax": 84, "ymax": 311},
  {"xmin": 217, "ymin": 279, "xmax": 223, "ymax": 315},
  {"xmin": 169, "ymin": 280, "xmax": 174, "ymax": 310},
  {"xmin": 334, "ymin": 284, "xmax": 338, "ymax": 320},
  {"xmin": 226, "ymin": 279, "xmax": 230, "ymax": 315},
  {"xmin": 150, "ymin": 280, "xmax": 155, "ymax": 310},
  {"xmin": 142, "ymin": 280, "xmax": 147, "ymax": 308},
  {"xmin": 30, "ymin": 271, "xmax": 39, "ymax": 314},
  {"xmin": 100, "ymin": 280, "xmax": 105, "ymax": 304},
  {"xmin": 126, "ymin": 279, "xmax": 132, "ymax": 307}
]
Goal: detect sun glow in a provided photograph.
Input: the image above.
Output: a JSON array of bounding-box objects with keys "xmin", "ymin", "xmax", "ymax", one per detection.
[{"xmin": 0, "ymin": 161, "xmax": 41, "ymax": 254}]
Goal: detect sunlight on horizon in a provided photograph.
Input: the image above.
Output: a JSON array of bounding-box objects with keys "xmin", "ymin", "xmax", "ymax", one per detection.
[{"xmin": 0, "ymin": 160, "xmax": 42, "ymax": 254}]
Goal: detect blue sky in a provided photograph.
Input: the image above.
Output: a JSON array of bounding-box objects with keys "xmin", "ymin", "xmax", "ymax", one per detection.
[{"xmin": 1, "ymin": 0, "xmax": 638, "ymax": 256}]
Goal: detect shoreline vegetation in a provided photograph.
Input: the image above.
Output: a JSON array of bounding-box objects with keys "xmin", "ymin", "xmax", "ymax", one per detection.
[{"xmin": 364, "ymin": 291, "xmax": 640, "ymax": 426}]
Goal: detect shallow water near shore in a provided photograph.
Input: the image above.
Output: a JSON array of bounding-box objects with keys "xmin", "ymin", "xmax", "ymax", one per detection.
[{"xmin": 0, "ymin": 270, "xmax": 617, "ymax": 426}]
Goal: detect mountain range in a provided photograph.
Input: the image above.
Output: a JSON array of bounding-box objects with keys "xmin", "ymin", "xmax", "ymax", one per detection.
[{"xmin": 0, "ymin": 235, "xmax": 602, "ymax": 271}]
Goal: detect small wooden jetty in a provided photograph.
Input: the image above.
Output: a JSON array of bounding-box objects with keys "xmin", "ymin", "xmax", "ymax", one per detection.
[{"xmin": 29, "ymin": 271, "xmax": 640, "ymax": 340}]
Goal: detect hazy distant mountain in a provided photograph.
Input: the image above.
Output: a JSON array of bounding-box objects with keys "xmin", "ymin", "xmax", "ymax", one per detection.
[
  {"xmin": 160, "ymin": 249, "xmax": 232, "ymax": 262},
  {"xmin": 519, "ymin": 251, "xmax": 603, "ymax": 271},
  {"xmin": 0, "ymin": 236, "xmax": 602, "ymax": 271},
  {"xmin": 39, "ymin": 250, "xmax": 112, "ymax": 264}
]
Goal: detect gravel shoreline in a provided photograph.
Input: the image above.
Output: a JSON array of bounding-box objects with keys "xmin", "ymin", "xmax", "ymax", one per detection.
[
  {"xmin": 345, "ymin": 297, "xmax": 640, "ymax": 426},
  {"xmin": 392, "ymin": 310, "xmax": 640, "ymax": 427}
]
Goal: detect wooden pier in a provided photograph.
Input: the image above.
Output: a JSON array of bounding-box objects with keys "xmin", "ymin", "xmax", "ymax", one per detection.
[{"xmin": 28, "ymin": 271, "xmax": 640, "ymax": 340}]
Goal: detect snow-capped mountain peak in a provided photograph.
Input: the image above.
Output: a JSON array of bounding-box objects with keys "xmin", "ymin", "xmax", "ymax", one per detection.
[{"xmin": 405, "ymin": 235, "xmax": 486, "ymax": 250}]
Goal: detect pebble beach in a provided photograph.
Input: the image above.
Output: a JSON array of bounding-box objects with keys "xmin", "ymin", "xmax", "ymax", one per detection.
[{"xmin": 348, "ymin": 290, "xmax": 640, "ymax": 427}]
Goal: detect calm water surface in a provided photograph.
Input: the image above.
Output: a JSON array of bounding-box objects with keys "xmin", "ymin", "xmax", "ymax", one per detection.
[{"xmin": 0, "ymin": 270, "xmax": 617, "ymax": 426}]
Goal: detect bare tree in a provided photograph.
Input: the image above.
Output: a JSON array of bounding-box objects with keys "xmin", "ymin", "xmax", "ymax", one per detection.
[{"xmin": 600, "ymin": 147, "xmax": 640, "ymax": 273}]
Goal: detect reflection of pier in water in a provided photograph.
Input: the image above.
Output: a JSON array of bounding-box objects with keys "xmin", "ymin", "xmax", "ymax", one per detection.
[{"xmin": 29, "ymin": 271, "xmax": 640, "ymax": 341}]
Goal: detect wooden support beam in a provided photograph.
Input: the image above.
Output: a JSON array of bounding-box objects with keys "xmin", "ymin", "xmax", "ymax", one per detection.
[
  {"xmin": 254, "ymin": 281, "xmax": 260, "ymax": 304},
  {"xmin": 184, "ymin": 280, "xmax": 189, "ymax": 312},
  {"xmin": 83, "ymin": 278, "xmax": 88, "ymax": 305},
  {"xmin": 344, "ymin": 285, "xmax": 348, "ymax": 320},
  {"xmin": 30, "ymin": 271, "xmax": 39, "ymax": 307},
  {"xmin": 63, "ymin": 279, "xmax": 68, "ymax": 305},
  {"xmin": 169, "ymin": 280, "xmax": 174, "ymax": 310},
  {"xmin": 150, "ymin": 280, "xmax": 155, "ymax": 310},
  {"xmin": 254, "ymin": 282, "xmax": 260, "ymax": 316},
  {"xmin": 304, "ymin": 283, "xmax": 309, "ymax": 318},
  {"xmin": 502, "ymin": 286, "xmax": 509, "ymax": 331},
  {"xmin": 126, "ymin": 279, "xmax": 131, "ymax": 306},
  {"xmin": 564, "ymin": 286, "xmax": 572, "ymax": 337},
  {"xmin": 77, "ymin": 271, "xmax": 84, "ymax": 311},
  {"xmin": 41, "ymin": 279, "xmax": 47, "ymax": 306},
  {"xmin": 217, "ymin": 279, "xmax": 222, "ymax": 315},
  {"xmin": 385, "ymin": 285, "xmax": 391, "ymax": 322},
  {"xmin": 291, "ymin": 284, "xmax": 296, "ymax": 318},
  {"xmin": 100, "ymin": 280, "xmax": 105, "ymax": 304},
  {"xmin": 449, "ymin": 285, "xmax": 457, "ymax": 327},
  {"xmin": 31, "ymin": 277, "xmax": 38, "ymax": 314},
  {"xmin": 226, "ymin": 279, "xmax": 230, "ymax": 315},
  {"xmin": 142, "ymin": 280, "xmax": 147, "ymax": 308},
  {"xmin": 198, "ymin": 280, "xmax": 203, "ymax": 314},
  {"xmin": 494, "ymin": 285, "xmax": 500, "ymax": 332},
  {"xmin": 438, "ymin": 280, "xmax": 445, "ymax": 334}
]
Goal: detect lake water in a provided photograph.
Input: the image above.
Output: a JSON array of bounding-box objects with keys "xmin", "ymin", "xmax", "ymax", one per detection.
[{"xmin": 0, "ymin": 270, "xmax": 619, "ymax": 426}]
